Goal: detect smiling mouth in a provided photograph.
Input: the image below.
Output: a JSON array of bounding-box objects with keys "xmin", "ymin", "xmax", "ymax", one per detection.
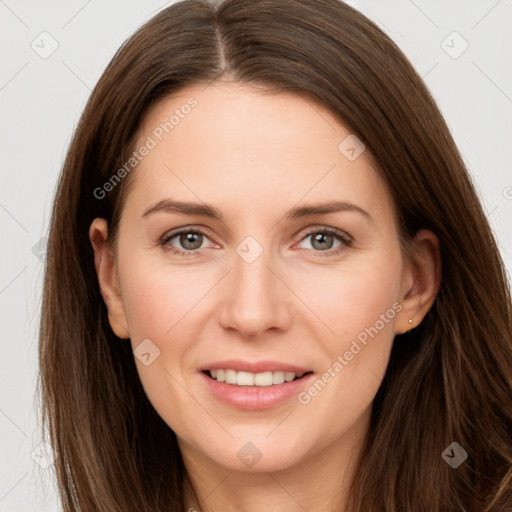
[{"xmin": 203, "ymin": 369, "xmax": 314, "ymax": 387}]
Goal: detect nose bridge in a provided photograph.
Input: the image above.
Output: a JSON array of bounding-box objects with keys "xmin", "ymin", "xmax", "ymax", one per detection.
[{"xmin": 218, "ymin": 238, "xmax": 290, "ymax": 336}]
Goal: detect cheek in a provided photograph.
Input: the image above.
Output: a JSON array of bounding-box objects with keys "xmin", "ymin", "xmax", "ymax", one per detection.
[
  {"xmin": 119, "ymin": 253, "xmax": 211, "ymax": 342},
  {"xmin": 122, "ymin": 275, "xmax": 173, "ymax": 341},
  {"xmin": 293, "ymin": 265, "xmax": 401, "ymax": 441},
  {"xmin": 292, "ymin": 257, "xmax": 401, "ymax": 416},
  {"xmin": 290, "ymin": 258, "xmax": 401, "ymax": 347},
  {"xmin": 116, "ymin": 254, "xmax": 206, "ymax": 424}
]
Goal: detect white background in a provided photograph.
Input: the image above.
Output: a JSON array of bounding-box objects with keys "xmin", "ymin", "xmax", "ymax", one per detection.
[{"xmin": 1, "ymin": 1, "xmax": 511, "ymax": 510}]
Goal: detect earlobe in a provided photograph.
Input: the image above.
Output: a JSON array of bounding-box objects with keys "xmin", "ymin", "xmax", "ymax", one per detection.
[
  {"xmin": 89, "ymin": 218, "xmax": 130, "ymax": 339},
  {"xmin": 396, "ymin": 229, "xmax": 442, "ymax": 334}
]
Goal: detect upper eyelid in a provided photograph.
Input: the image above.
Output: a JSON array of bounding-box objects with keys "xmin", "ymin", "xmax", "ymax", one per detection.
[{"xmin": 300, "ymin": 226, "xmax": 351, "ymax": 238}]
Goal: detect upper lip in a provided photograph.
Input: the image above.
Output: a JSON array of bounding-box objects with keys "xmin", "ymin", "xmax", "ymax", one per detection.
[{"xmin": 200, "ymin": 359, "xmax": 312, "ymax": 374}]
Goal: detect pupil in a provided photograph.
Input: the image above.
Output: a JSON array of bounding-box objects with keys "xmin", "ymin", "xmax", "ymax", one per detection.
[
  {"xmin": 313, "ymin": 233, "xmax": 332, "ymax": 250},
  {"xmin": 181, "ymin": 232, "xmax": 201, "ymax": 249}
]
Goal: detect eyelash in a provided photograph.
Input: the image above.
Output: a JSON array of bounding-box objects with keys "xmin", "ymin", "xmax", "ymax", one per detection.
[{"xmin": 159, "ymin": 226, "xmax": 353, "ymax": 258}]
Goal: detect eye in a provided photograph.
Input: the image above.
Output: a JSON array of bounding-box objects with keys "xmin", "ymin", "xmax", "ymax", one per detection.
[
  {"xmin": 160, "ymin": 228, "xmax": 215, "ymax": 256},
  {"xmin": 160, "ymin": 226, "xmax": 353, "ymax": 258},
  {"xmin": 296, "ymin": 227, "xmax": 352, "ymax": 256}
]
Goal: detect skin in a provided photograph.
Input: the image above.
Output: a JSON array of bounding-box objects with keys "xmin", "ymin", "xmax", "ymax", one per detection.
[{"xmin": 89, "ymin": 80, "xmax": 441, "ymax": 512}]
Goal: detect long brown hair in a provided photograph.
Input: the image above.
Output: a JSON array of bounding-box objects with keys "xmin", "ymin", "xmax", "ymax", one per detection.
[{"xmin": 38, "ymin": 0, "xmax": 512, "ymax": 510}]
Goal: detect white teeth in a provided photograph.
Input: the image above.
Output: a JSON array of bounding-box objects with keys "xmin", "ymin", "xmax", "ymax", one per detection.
[
  {"xmin": 225, "ymin": 369, "xmax": 237, "ymax": 384},
  {"xmin": 237, "ymin": 371, "xmax": 254, "ymax": 386},
  {"xmin": 254, "ymin": 371, "xmax": 273, "ymax": 386},
  {"xmin": 272, "ymin": 371, "xmax": 285, "ymax": 385},
  {"xmin": 208, "ymin": 369, "xmax": 306, "ymax": 386},
  {"xmin": 284, "ymin": 372, "xmax": 296, "ymax": 382}
]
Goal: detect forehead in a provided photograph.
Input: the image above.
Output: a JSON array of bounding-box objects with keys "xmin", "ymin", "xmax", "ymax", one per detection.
[
  {"xmin": 139, "ymin": 80, "xmax": 351, "ymax": 158},
  {"xmin": 127, "ymin": 80, "xmax": 393, "ymax": 223}
]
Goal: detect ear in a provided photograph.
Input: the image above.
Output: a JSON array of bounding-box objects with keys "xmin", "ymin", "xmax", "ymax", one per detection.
[
  {"xmin": 396, "ymin": 229, "xmax": 442, "ymax": 334},
  {"xmin": 89, "ymin": 218, "xmax": 130, "ymax": 339}
]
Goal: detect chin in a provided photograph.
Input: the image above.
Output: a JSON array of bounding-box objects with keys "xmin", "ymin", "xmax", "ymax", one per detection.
[{"xmin": 195, "ymin": 432, "xmax": 311, "ymax": 473}]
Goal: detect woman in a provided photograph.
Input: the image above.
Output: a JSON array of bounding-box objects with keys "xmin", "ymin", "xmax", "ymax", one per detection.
[{"xmin": 38, "ymin": 0, "xmax": 512, "ymax": 510}]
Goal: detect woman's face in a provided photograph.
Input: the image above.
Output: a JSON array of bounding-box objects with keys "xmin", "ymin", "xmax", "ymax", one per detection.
[{"xmin": 91, "ymin": 80, "xmax": 428, "ymax": 474}]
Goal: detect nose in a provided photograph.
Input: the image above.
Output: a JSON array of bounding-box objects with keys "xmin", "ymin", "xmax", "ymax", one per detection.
[{"xmin": 217, "ymin": 245, "xmax": 292, "ymax": 339}]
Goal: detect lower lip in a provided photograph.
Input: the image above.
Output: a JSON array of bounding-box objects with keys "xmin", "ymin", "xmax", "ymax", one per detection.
[{"xmin": 200, "ymin": 371, "xmax": 315, "ymax": 410}]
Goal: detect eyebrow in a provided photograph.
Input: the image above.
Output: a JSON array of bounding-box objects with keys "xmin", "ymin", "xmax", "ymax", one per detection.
[{"xmin": 141, "ymin": 199, "xmax": 372, "ymax": 223}]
